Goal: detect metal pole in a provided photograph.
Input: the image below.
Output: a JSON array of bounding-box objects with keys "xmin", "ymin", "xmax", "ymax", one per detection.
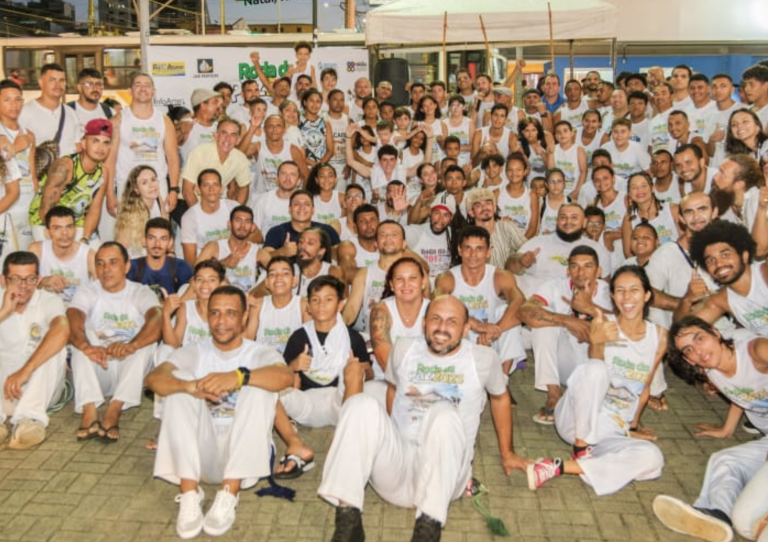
[
  {"xmin": 140, "ymin": 0, "xmax": 149, "ymax": 72},
  {"xmin": 610, "ymin": 38, "xmax": 617, "ymax": 74}
]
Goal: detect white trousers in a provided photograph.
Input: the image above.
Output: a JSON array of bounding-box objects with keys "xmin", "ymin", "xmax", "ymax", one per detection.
[
  {"xmin": 694, "ymin": 435, "xmax": 768, "ymax": 539},
  {"xmin": 469, "ymin": 305, "xmax": 526, "ymax": 372},
  {"xmin": 0, "ymin": 349, "xmax": 66, "ymax": 427},
  {"xmin": 318, "ymin": 393, "xmax": 471, "ymax": 526},
  {"xmin": 554, "ymin": 360, "xmax": 665, "ymax": 496},
  {"xmin": 531, "ymin": 326, "xmax": 589, "ymax": 391},
  {"xmin": 154, "ymin": 381, "xmax": 276, "ymax": 489},
  {"xmin": 280, "ymin": 386, "xmax": 342, "ymax": 428},
  {"xmin": 70, "ymin": 342, "xmax": 155, "ymax": 412}
]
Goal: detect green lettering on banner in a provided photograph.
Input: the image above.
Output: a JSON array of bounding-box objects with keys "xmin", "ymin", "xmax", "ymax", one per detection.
[{"xmin": 237, "ymin": 60, "xmax": 289, "ymax": 81}]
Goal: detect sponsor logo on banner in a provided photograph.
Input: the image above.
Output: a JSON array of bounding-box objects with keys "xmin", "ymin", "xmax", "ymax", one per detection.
[
  {"xmin": 195, "ymin": 58, "xmax": 217, "ymax": 79},
  {"xmin": 317, "ymin": 61, "xmax": 338, "ymax": 71},
  {"xmin": 152, "ymin": 61, "xmax": 186, "ymax": 77},
  {"xmin": 346, "ymin": 60, "xmax": 368, "ymax": 73}
]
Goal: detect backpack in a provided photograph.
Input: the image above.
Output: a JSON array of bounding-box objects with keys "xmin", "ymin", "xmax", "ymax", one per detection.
[{"xmin": 66, "ymin": 100, "xmax": 114, "ymax": 119}]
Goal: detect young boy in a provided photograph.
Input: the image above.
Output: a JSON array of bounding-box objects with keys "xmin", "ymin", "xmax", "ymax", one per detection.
[
  {"xmin": 287, "ymin": 41, "xmax": 318, "ymax": 102},
  {"xmin": 246, "ymin": 256, "xmax": 309, "ymax": 354},
  {"xmin": 279, "ymin": 275, "xmax": 372, "ymax": 428}
]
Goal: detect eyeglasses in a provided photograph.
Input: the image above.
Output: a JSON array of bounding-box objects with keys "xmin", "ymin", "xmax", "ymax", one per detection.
[
  {"xmin": 82, "ymin": 81, "xmax": 104, "ymax": 89},
  {"xmin": 345, "ymin": 194, "xmax": 364, "ymax": 201},
  {"xmin": 6, "ymin": 275, "xmax": 38, "ymax": 286},
  {"xmin": 587, "ymin": 221, "xmax": 604, "ymax": 228}
]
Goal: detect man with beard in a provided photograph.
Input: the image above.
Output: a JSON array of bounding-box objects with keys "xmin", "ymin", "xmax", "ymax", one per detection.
[
  {"xmin": 679, "ymin": 220, "xmax": 768, "ymax": 339},
  {"xmin": 252, "ymin": 115, "xmax": 308, "ymax": 197},
  {"xmin": 128, "ymin": 217, "xmax": 193, "ymax": 299},
  {"xmin": 28, "ymin": 118, "xmax": 111, "ymax": 243},
  {"xmin": 650, "ymin": 82, "xmax": 675, "ymax": 153},
  {"xmin": 519, "ymin": 246, "xmax": 613, "ymax": 425},
  {"xmin": 554, "ymin": 79, "xmax": 589, "ymax": 129},
  {"xmin": 651, "ymin": 150, "xmax": 681, "ymax": 204},
  {"xmin": 406, "ymin": 195, "xmax": 455, "ymax": 281},
  {"xmin": 197, "ymin": 206, "xmax": 271, "ymax": 293},
  {"xmin": 472, "ymin": 74, "xmax": 495, "ymax": 129},
  {"xmin": 346, "ymin": 77, "xmax": 373, "ymax": 123},
  {"xmin": 292, "ymin": 228, "xmax": 343, "ymax": 298},
  {"xmin": 67, "ymin": 69, "xmax": 114, "ymax": 136},
  {"xmin": 319, "ymin": 294, "xmax": 527, "ymax": 542},
  {"xmin": 711, "ymin": 154, "xmax": 768, "ymax": 256},
  {"xmin": 521, "ymin": 88, "xmax": 553, "ymax": 133},
  {"xmin": 179, "ymin": 88, "xmax": 223, "ymax": 164},
  {"xmin": 582, "ymin": 70, "xmax": 601, "ymax": 102},
  {"xmin": 325, "ymin": 89, "xmax": 350, "ymax": 186},
  {"xmin": 263, "ymin": 190, "xmax": 341, "ymax": 257},
  {"xmin": 673, "ymin": 143, "xmax": 715, "ymax": 195},
  {"xmin": 30, "ymin": 206, "xmax": 95, "ymax": 305},
  {"xmin": 435, "ymin": 226, "xmax": 526, "ymax": 375},
  {"xmin": 508, "ymin": 203, "xmax": 612, "ymax": 297},
  {"xmin": 226, "ymin": 79, "xmax": 260, "ymax": 129},
  {"xmin": 465, "ymin": 188, "xmax": 527, "ymax": 270},
  {"xmin": 336, "ymin": 203, "xmax": 380, "ymax": 282}
]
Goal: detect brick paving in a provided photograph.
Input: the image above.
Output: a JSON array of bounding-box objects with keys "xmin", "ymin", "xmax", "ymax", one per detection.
[{"xmin": 0, "ymin": 361, "xmax": 759, "ymax": 542}]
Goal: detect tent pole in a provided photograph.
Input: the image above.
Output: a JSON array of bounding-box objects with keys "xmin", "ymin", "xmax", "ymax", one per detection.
[
  {"xmin": 514, "ymin": 46, "xmax": 524, "ymax": 108},
  {"xmin": 610, "ymin": 38, "xmax": 617, "ymax": 75},
  {"xmin": 569, "ymin": 40, "xmax": 574, "ymax": 80}
]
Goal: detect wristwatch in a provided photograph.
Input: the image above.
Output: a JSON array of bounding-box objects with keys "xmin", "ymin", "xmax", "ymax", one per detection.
[{"xmin": 168, "ymin": 186, "xmax": 180, "ymax": 194}]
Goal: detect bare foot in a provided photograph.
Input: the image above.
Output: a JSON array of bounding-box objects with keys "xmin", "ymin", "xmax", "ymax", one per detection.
[{"xmin": 647, "ymin": 395, "xmax": 669, "ymax": 411}]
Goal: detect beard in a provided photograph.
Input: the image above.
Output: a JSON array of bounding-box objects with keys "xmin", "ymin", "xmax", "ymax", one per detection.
[
  {"xmin": 710, "ymin": 186, "xmax": 736, "ymax": 218},
  {"xmin": 556, "ymin": 227, "xmax": 585, "ymax": 243},
  {"xmin": 425, "ymin": 332, "xmax": 462, "ymax": 356},
  {"xmin": 430, "ymin": 222, "xmax": 449, "ymax": 235},
  {"xmin": 714, "ymin": 257, "xmax": 746, "ymax": 286},
  {"xmin": 296, "ymin": 253, "xmax": 316, "ymax": 269}
]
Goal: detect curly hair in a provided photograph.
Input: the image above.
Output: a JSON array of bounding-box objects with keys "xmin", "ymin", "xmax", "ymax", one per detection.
[
  {"xmin": 665, "ymin": 315, "xmax": 733, "ymax": 385},
  {"xmin": 115, "ymin": 165, "xmax": 158, "ymax": 257},
  {"xmin": 689, "ymin": 220, "xmax": 755, "ymax": 271}
]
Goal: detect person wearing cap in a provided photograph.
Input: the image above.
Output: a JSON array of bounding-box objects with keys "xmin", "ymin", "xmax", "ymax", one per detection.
[
  {"xmin": 181, "ymin": 118, "xmax": 252, "ymax": 207},
  {"xmin": 485, "ymin": 86, "xmax": 526, "ymax": 134},
  {"xmin": 553, "ymin": 79, "xmax": 590, "ymax": 129},
  {"xmin": 465, "ymin": 187, "xmax": 527, "ymax": 271},
  {"xmin": 405, "ymin": 194, "xmax": 455, "ymax": 282},
  {"xmin": 179, "ymin": 88, "xmax": 223, "ymax": 165},
  {"xmin": 102, "ymin": 72, "xmax": 180, "ymax": 242},
  {"xmin": 522, "ymin": 88, "xmax": 553, "ymax": 133},
  {"xmin": 28, "ymin": 118, "xmax": 112, "ymax": 243}
]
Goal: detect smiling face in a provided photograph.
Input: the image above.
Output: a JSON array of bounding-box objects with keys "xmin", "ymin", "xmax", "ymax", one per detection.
[
  {"xmin": 729, "ymin": 111, "xmax": 761, "ymax": 145},
  {"xmin": 265, "ymin": 261, "xmax": 297, "ymax": 296},
  {"xmin": 673, "ymin": 148, "xmax": 703, "ymax": 183},
  {"xmin": 630, "ymin": 225, "xmax": 659, "ymax": 260},
  {"xmin": 194, "ymin": 267, "xmax": 223, "ymax": 301},
  {"xmin": 423, "ymin": 296, "xmax": 469, "ymax": 356},
  {"xmin": 290, "ymin": 194, "xmax": 314, "ymax": 223},
  {"xmin": 376, "ymin": 222, "xmax": 405, "ymax": 256},
  {"xmin": 457, "ymin": 235, "xmax": 490, "ymax": 269},
  {"xmin": 628, "ymin": 174, "xmax": 653, "ymax": 205},
  {"xmin": 208, "ymin": 293, "xmax": 247, "ymax": 349},
  {"xmin": 308, "ymin": 284, "xmax": 342, "ymax": 326},
  {"xmin": 667, "ymin": 113, "xmax": 690, "ymax": 140},
  {"xmin": 592, "ymin": 167, "xmax": 615, "ymax": 195},
  {"xmin": 389, "ymin": 261, "xmax": 426, "ymax": 304},
  {"xmin": 673, "ymin": 325, "xmax": 726, "ymax": 371},
  {"xmin": 702, "ymin": 242, "xmax": 747, "ymax": 285},
  {"xmin": 611, "ymin": 270, "xmax": 651, "ymax": 320}
]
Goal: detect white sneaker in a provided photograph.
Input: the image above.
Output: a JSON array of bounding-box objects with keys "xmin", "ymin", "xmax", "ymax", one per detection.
[
  {"xmin": 8, "ymin": 419, "xmax": 46, "ymax": 450},
  {"xmin": 203, "ymin": 486, "xmax": 239, "ymax": 536},
  {"xmin": 174, "ymin": 487, "xmax": 205, "ymax": 539},
  {"xmin": 652, "ymin": 495, "xmax": 733, "ymax": 542}
]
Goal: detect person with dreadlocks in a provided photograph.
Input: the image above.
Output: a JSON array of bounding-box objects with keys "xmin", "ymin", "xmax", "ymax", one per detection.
[{"xmin": 654, "ymin": 315, "xmax": 768, "ymax": 542}]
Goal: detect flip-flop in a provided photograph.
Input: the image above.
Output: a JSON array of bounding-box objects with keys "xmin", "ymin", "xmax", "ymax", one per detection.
[
  {"xmin": 76, "ymin": 421, "xmax": 104, "ymax": 442},
  {"xmin": 274, "ymin": 454, "xmax": 315, "ymax": 480},
  {"xmin": 532, "ymin": 407, "xmax": 555, "ymax": 426},
  {"xmin": 101, "ymin": 425, "xmax": 120, "ymax": 444}
]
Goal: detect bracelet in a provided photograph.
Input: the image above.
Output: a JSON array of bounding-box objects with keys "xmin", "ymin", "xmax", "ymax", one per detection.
[
  {"xmin": 238, "ymin": 366, "xmax": 251, "ymax": 388},
  {"xmin": 235, "ymin": 368, "xmax": 245, "ymax": 390},
  {"xmin": 629, "ymin": 425, "xmax": 638, "ymax": 432}
]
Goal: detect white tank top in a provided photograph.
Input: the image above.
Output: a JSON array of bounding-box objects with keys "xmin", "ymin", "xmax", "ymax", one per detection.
[
  {"xmin": 409, "ymin": 226, "xmax": 451, "ymax": 279},
  {"xmin": 257, "ymin": 141, "xmax": 293, "ymax": 193},
  {"xmin": 726, "ymin": 263, "xmax": 768, "ymax": 336},
  {"xmin": 577, "ymin": 127, "xmax": 603, "ymax": 168},
  {"xmin": 443, "ymin": 116, "xmax": 472, "ymax": 164},
  {"xmin": 558, "ymin": 102, "xmax": 589, "ymax": 128},
  {"xmin": 179, "ymin": 121, "xmax": 216, "ymax": 164},
  {"xmin": 313, "ymin": 193, "xmax": 343, "ymax": 226},
  {"xmin": 526, "ymin": 145, "xmax": 547, "ymax": 182},
  {"xmin": 653, "ymin": 177, "xmax": 681, "ymax": 205},
  {"xmin": 630, "ymin": 204, "xmax": 677, "ymax": 245},
  {"xmin": 497, "ymin": 185, "xmax": 532, "ymax": 231},
  {"xmin": 476, "ymin": 99, "xmax": 494, "ymax": 129},
  {"xmin": 554, "ymin": 144, "xmax": 582, "ymax": 195},
  {"xmin": 350, "ymin": 236, "xmax": 379, "ymax": 268},
  {"xmin": 216, "ymin": 239, "xmax": 261, "ymax": 292},
  {"xmin": 538, "ymin": 196, "xmax": 561, "ymax": 235},
  {"xmin": 449, "ymin": 264, "xmax": 502, "ymax": 344},
  {"xmin": 383, "ymin": 296, "xmax": 428, "ymax": 342},
  {"xmin": 326, "ymin": 113, "xmax": 349, "ymax": 168},
  {"xmin": 354, "ymin": 264, "xmax": 387, "ymax": 333},
  {"xmin": 603, "ymin": 317, "xmax": 659, "ymax": 428},
  {"xmin": 182, "ymin": 299, "xmax": 210, "ymax": 346},
  {"xmin": 294, "ymin": 261, "xmax": 332, "ymax": 298},
  {"xmin": 115, "ymin": 107, "xmax": 169, "ymax": 197},
  {"xmin": 40, "ymin": 240, "xmax": 91, "ymax": 304},
  {"xmin": 348, "ymin": 100, "xmax": 364, "ymax": 123},
  {"xmin": 256, "ymin": 295, "xmax": 303, "ymax": 354},
  {"xmin": 479, "ymin": 126, "xmax": 512, "ymax": 158},
  {"xmin": 338, "ymin": 220, "xmax": 355, "ymax": 242},
  {"xmin": 505, "ymin": 107, "xmax": 521, "ymax": 134},
  {"xmin": 597, "ymin": 191, "xmax": 626, "ymax": 231},
  {"xmin": 707, "ymin": 339, "xmax": 768, "ymax": 424},
  {"xmin": 400, "ymin": 148, "xmax": 424, "ymax": 182}
]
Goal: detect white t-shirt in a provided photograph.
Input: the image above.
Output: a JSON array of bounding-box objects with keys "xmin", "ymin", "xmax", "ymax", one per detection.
[
  {"xmin": 685, "ymin": 100, "xmax": 717, "ymax": 137},
  {"xmin": 0, "ymin": 289, "xmax": 64, "ymax": 372},
  {"xmin": 20, "ymin": 100, "xmax": 79, "ymax": 157},
  {"xmin": 70, "ymin": 102, "xmax": 114, "ymax": 139},
  {"xmin": 599, "ymin": 141, "xmax": 651, "ymax": 183},
  {"xmin": 252, "ymin": 190, "xmax": 291, "ymax": 236},
  {"xmin": 406, "ymin": 223, "xmax": 451, "ymax": 279},
  {"xmin": 649, "ymin": 110, "xmax": 672, "ymax": 153},
  {"xmin": 69, "ymin": 280, "xmax": 160, "ymax": 346},
  {"xmin": 702, "ymin": 102, "xmax": 748, "ymax": 168},
  {"xmin": 180, "ymin": 199, "xmax": 239, "ymax": 255}
]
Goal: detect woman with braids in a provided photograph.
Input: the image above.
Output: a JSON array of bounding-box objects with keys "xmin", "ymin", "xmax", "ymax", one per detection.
[
  {"xmin": 725, "ymin": 109, "xmax": 768, "ymax": 161},
  {"xmin": 653, "ymin": 315, "xmax": 768, "ymax": 542},
  {"xmin": 620, "ymin": 171, "xmax": 681, "ymax": 257},
  {"xmin": 115, "ymin": 165, "xmax": 167, "ymax": 258}
]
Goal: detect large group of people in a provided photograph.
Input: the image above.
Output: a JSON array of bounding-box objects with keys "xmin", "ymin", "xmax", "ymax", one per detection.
[{"xmin": 0, "ymin": 42, "xmax": 767, "ymax": 542}]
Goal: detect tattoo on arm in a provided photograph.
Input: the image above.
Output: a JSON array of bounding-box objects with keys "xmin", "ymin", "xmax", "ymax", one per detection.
[
  {"xmin": 519, "ymin": 302, "xmax": 560, "ymax": 327},
  {"xmin": 40, "ymin": 163, "xmax": 70, "ymax": 215},
  {"xmin": 369, "ymin": 305, "xmax": 392, "ymax": 349}
]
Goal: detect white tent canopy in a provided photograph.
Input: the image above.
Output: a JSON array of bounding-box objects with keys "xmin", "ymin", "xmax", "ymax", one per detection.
[{"xmin": 365, "ymin": 0, "xmax": 618, "ymax": 46}]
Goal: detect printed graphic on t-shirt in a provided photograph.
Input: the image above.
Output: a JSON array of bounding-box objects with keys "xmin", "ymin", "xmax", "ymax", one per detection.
[
  {"xmin": 129, "ymin": 126, "xmax": 159, "ymax": 161},
  {"xmin": 95, "ymin": 312, "xmax": 139, "ymax": 345},
  {"xmin": 209, "ymin": 390, "xmax": 238, "ymax": 421},
  {"xmin": 404, "ymin": 362, "xmax": 464, "ymax": 422},
  {"xmin": 457, "ymin": 294, "xmax": 489, "ymax": 323}
]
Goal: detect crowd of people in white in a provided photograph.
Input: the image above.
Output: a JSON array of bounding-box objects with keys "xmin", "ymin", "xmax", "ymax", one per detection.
[{"xmin": 0, "ymin": 41, "xmax": 766, "ymax": 542}]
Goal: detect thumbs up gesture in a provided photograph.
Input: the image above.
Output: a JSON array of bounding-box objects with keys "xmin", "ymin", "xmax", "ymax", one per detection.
[
  {"xmin": 685, "ymin": 268, "xmax": 710, "ymax": 304},
  {"xmin": 290, "ymin": 344, "xmax": 312, "ymax": 373},
  {"xmin": 520, "ymin": 247, "xmax": 540, "ymax": 269},
  {"xmin": 589, "ymin": 307, "xmax": 622, "ymax": 345},
  {"xmin": 281, "ymin": 232, "xmax": 298, "ymax": 257}
]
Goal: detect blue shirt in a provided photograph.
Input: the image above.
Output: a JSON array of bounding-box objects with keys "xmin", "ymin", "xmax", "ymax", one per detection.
[
  {"xmin": 127, "ymin": 256, "xmax": 194, "ymax": 298},
  {"xmin": 544, "ymin": 94, "xmax": 566, "ymax": 114}
]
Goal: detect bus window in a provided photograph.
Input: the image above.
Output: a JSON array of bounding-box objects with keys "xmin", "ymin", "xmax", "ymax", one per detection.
[
  {"xmin": 3, "ymin": 49, "xmax": 53, "ymax": 90},
  {"xmin": 103, "ymin": 48, "xmax": 141, "ymax": 89}
]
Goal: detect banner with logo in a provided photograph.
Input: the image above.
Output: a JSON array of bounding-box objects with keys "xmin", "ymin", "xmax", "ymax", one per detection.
[{"xmin": 148, "ymin": 46, "xmax": 369, "ymax": 110}]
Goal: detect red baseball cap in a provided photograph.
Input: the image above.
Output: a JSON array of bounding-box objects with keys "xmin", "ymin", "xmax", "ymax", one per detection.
[{"xmin": 83, "ymin": 118, "xmax": 113, "ymax": 138}]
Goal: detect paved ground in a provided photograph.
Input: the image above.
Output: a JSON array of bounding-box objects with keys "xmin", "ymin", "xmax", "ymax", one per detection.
[{"xmin": 0, "ymin": 361, "xmax": 759, "ymax": 542}]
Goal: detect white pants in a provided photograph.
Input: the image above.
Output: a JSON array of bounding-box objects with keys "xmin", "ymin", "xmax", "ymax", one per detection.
[
  {"xmin": 554, "ymin": 360, "xmax": 665, "ymax": 496},
  {"xmin": 0, "ymin": 349, "xmax": 66, "ymax": 427},
  {"xmin": 154, "ymin": 381, "xmax": 276, "ymax": 489},
  {"xmin": 70, "ymin": 342, "xmax": 155, "ymax": 412},
  {"xmin": 470, "ymin": 305, "xmax": 526, "ymax": 373},
  {"xmin": 531, "ymin": 326, "xmax": 588, "ymax": 391},
  {"xmin": 280, "ymin": 386, "xmax": 343, "ymax": 428},
  {"xmin": 318, "ymin": 393, "xmax": 471, "ymax": 526},
  {"xmin": 693, "ymin": 434, "xmax": 768, "ymax": 539}
]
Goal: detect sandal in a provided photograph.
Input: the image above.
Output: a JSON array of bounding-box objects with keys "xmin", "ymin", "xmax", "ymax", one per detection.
[
  {"xmin": 274, "ymin": 454, "xmax": 315, "ymax": 480},
  {"xmin": 76, "ymin": 421, "xmax": 104, "ymax": 442},
  {"xmin": 101, "ymin": 425, "xmax": 120, "ymax": 444},
  {"xmin": 532, "ymin": 407, "xmax": 555, "ymax": 426}
]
